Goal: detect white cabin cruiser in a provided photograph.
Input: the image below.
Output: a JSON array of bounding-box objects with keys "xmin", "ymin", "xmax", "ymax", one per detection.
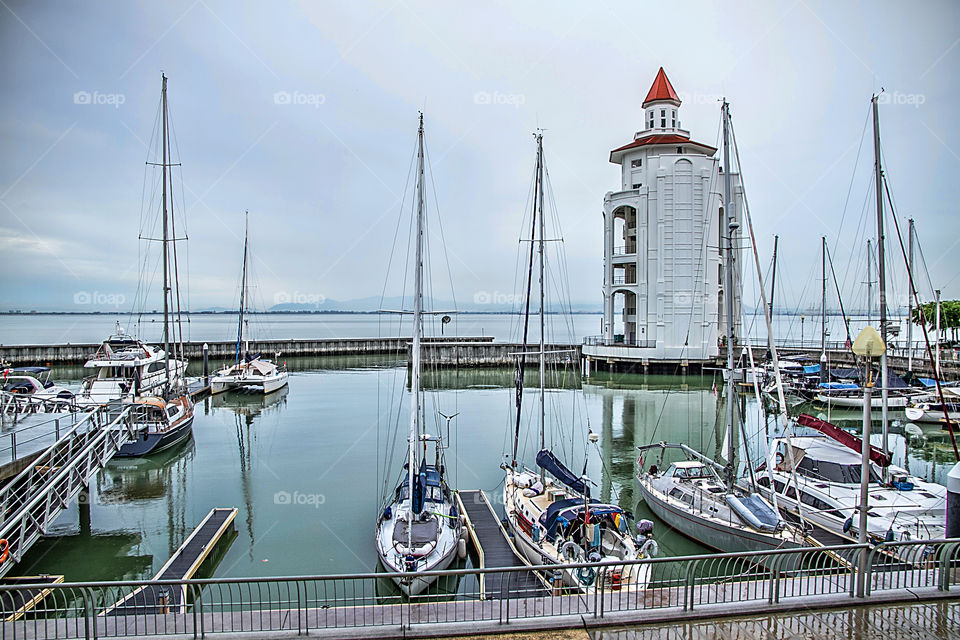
[{"xmin": 77, "ymin": 325, "xmax": 186, "ymax": 406}]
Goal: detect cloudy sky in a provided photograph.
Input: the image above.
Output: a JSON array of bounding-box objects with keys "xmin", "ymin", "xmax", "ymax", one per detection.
[{"xmin": 1, "ymin": 0, "xmax": 958, "ymax": 313}]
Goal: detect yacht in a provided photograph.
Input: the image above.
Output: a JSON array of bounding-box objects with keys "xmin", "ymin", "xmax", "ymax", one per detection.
[{"xmin": 77, "ymin": 324, "xmax": 186, "ymax": 406}]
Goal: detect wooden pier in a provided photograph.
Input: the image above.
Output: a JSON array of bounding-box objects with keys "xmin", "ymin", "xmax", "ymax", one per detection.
[
  {"xmin": 456, "ymin": 490, "xmax": 548, "ymax": 599},
  {"xmin": 104, "ymin": 507, "xmax": 238, "ymax": 616}
]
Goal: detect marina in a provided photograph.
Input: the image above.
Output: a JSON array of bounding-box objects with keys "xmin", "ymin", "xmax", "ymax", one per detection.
[{"xmin": 1, "ymin": 2, "xmax": 959, "ymax": 637}]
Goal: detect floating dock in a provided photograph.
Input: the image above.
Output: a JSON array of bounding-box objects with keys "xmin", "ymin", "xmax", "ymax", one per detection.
[
  {"xmin": 0, "ymin": 575, "xmax": 64, "ymax": 622},
  {"xmin": 455, "ymin": 490, "xmax": 548, "ymax": 599},
  {"xmin": 105, "ymin": 507, "xmax": 238, "ymax": 616}
]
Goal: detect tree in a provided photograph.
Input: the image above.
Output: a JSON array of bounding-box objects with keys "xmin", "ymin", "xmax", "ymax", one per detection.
[{"xmin": 911, "ymin": 300, "xmax": 960, "ymax": 343}]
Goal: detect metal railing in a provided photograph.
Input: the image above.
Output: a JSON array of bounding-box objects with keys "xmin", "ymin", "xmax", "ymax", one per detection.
[
  {"xmin": 0, "ymin": 403, "xmax": 135, "ymax": 577},
  {"xmin": 1, "ymin": 539, "xmax": 956, "ymax": 638},
  {"xmin": 0, "ymin": 411, "xmax": 88, "ymax": 463},
  {"xmin": 583, "ymin": 336, "xmax": 656, "ymax": 348}
]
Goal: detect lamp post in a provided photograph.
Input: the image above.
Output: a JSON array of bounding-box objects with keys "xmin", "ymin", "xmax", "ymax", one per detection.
[
  {"xmin": 801, "ymin": 315, "xmax": 805, "ymax": 348},
  {"xmin": 851, "ymin": 325, "xmax": 886, "ymax": 598}
]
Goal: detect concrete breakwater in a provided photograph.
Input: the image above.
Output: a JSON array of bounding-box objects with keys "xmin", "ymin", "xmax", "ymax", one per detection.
[
  {"xmin": 0, "ymin": 336, "xmax": 498, "ymax": 366},
  {"xmin": 413, "ymin": 341, "xmax": 581, "ymax": 368}
]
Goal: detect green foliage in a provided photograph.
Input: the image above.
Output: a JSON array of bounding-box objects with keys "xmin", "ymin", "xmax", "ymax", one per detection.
[{"xmin": 911, "ymin": 300, "xmax": 960, "ymax": 330}]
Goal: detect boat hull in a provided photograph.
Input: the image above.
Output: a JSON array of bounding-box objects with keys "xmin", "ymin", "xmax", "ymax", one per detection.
[
  {"xmin": 211, "ymin": 372, "xmax": 288, "ymax": 395},
  {"xmin": 637, "ymin": 478, "xmax": 802, "ymax": 560},
  {"xmin": 115, "ymin": 415, "xmax": 194, "ymax": 457}
]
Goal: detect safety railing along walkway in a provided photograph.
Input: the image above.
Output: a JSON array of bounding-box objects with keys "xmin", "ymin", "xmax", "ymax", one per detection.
[
  {"xmin": 0, "ymin": 404, "xmax": 135, "ymax": 577},
  {"xmin": 0, "ymin": 538, "xmax": 957, "ymax": 639}
]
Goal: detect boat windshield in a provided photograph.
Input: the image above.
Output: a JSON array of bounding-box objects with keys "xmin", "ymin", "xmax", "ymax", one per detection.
[
  {"xmin": 795, "ymin": 457, "xmax": 881, "ymax": 484},
  {"xmin": 671, "ymin": 464, "xmax": 710, "ymax": 479}
]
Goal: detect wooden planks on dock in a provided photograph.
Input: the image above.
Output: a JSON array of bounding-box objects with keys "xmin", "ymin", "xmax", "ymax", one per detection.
[
  {"xmin": 456, "ymin": 490, "xmax": 548, "ymax": 599},
  {"xmin": 104, "ymin": 507, "xmax": 237, "ymax": 616}
]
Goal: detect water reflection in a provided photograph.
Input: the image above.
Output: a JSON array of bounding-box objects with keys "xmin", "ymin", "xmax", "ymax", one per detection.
[{"xmin": 210, "ymin": 387, "xmax": 289, "ymax": 561}]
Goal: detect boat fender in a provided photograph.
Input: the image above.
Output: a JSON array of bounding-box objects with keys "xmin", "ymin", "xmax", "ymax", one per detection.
[
  {"xmin": 639, "ymin": 538, "xmax": 659, "ymax": 558},
  {"xmin": 559, "ymin": 540, "xmax": 583, "ymax": 562},
  {"xmin": 885, "ymin": 529, "xmax": 895, "ymax": 543},
  {"xmin": 587, "ymin": 550, "xmax": 602, "ymax": 563},
  {"xmin": 522, "ymin": 488, "xmax": 538, "ymax": 498},
  {"xmin": 457, "ymin": 537, "xmax": 467, "ymax": 560},
  {"xmin": 576, "ymin": 566, "xmax": 596, "ymax": 586},
  {"xmin": 382, "ymin": 506, "xmax": 392, "ymax": 521},
  {"xmin": 0, "ymin": 539, "xmax": 7, "ymax": 563},
  {"xmin": 843, "ymin": 516, "xmax": 854, "ymax": 533}
]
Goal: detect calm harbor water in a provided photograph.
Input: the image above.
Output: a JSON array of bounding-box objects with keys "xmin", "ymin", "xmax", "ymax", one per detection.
[
  {"xmin": 0, "ymin": 311, "xmax": 916, "ymax": 347},
  {"xmin": 12, "ymin": 356, "xmax": 958, "ymax": 584}
]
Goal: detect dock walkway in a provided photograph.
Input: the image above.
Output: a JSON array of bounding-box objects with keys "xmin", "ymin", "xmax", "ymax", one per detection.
[
  {"xmin": 456, "ymin": 490, "xmax": 548, "ymax": 599},
  {"xmin": 105, "ymin": 507, "xmax": 237, "ymax": 616}
]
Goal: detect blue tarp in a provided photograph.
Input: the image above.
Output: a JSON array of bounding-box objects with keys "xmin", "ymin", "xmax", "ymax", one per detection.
[
  {"xmin": 803, "ymin": 364, "xmax": 821, "ymax": 374},
  {"xmin": 818, "ymin": 382, "xmax": 860, "ymax": 390},
  {"xmin": 536, "ymin": 449, "xmax": 590, "ymax": 496},
  {"xmin": 539, "ymin": 498, "xmax": 623, "ymax": 542},
  {"xmin": 918, "ymin": 378, "xmax": 938, "ymax": 387}
]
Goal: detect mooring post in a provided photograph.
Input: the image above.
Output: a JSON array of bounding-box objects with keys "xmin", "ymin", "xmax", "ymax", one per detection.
[
  {"xmin": 79, "ymin": 483, "xmax": 91, "ymax": 536},
  {"xmin": 202, "ymin": 343, "xmax": 209, "ymax": 385}
]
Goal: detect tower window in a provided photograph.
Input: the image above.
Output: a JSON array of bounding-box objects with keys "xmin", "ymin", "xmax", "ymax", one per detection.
[
  {"xmin": 661, "ymin": 109, "xmax": 665, "ymax": 117},
  {"xmin": 631, "ymin": 158, "xmax": 642, "ymax": 168},
  {"xmin": 672, "ymin": 110, "xmax": 676, "ymax": 127},
  {"xmin": 632, "ymin": 183, "xmax": 641, "ymax": 189},
  {"xmin": 661, "ymin": 117, "xmax": 666, "ymax": 128},
  {"xmin": 677, "ymin": 147, "xmax": 683, "ymax": 153}
]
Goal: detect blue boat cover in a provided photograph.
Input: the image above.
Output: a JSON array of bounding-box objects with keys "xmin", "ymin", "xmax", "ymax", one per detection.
[
  {"xmin": 536, "ymin": 449, "xmax": 589, "ymax": 496},
  {"xmin": 803, "ymin": 364, "xmax": 821, "ymax": 374},
  {"xmin": 539, "ymin": 497, "xmax": 623, "ymax": 541},
  {"xmin": 818, "ymin": 382, "xmax": 859, "ymax": 390},
  {"xmin": 886, "ymin": 371, "xmax": 909, "ymax": 389},
  {"xmin": 918, "ymin": 378, "xmax": 938, "ymax": 387},
  {"xmin": 11, "ymin": 366, "xmax": 50, "ymax": 374}
]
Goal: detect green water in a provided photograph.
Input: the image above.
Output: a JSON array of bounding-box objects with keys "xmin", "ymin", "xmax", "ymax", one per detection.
[{"xmin": 13, "ymin": 358, "xmax": 957, "ymax": 582}]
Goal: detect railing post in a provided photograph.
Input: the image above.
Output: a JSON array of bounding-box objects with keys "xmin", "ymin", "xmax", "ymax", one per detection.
[
  {"xmin": 11, "ymin": 431, "xmax": 15, "ymax": 460},
  {"xmin": 768, "ymin": 554, "xmax": 781, "ymax": 605},
  {"xmin": 855, "ymin": 544, "xmax": 867, "ymax": 598},
  {"xmin": 938, "ymin": 542, "xmax": 958, "ymax": 591},
  {"xmin": 686, "ymin": 559, "xmax": 701, "ymax": 611},
  {"xmin": 296, "ymin": 580, "xmax": 302, "ymax": 635},
  {"xmin": 55, "ymin": 418, "xmax": 60, "ymax": 440}
]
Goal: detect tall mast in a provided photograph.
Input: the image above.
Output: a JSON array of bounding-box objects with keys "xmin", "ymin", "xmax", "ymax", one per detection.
[
  {"xmin": 236, "ymin": 212, "xmax": 249, "ymax": 364},
  {"xmin": 721, "ymin": 100, "xmax": 739, "ymax": 491},
  {"xmin": 161, "ymin": 74, "xmax": 170, "ymax": 396},
  {"xmin": 409, "ymin": 113, "xmax": 425, "ymax": 529},
  {"xmin": 820, "ymin": 236, "xmax": 827, "ymax": 381},
  {"xmin": 872, "ymin": 94, "xmax": 890, "ymax": 467},
  {"xmin": 536, "ymin": 132, "xmax": 546, "ymax": 482},
  {"xmin": 906, "ymin": 219, "xmax": 914, "ymax": 372},
  {"xmin": 769, "ymin": 235, "xmax": 778, "ymax": 318},
  {"xmin": 866, "ymin": 239, "xmax": 874, "ymax": 326}
]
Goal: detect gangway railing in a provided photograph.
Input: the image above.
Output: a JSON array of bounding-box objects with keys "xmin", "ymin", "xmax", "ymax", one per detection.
[
  {"xmin": 0, "ymin": 538, "xmax": 956, "ymax": 638},
  {"xmin": 0, "ymin": 403, "xmax": 135, "ymax": 577}
]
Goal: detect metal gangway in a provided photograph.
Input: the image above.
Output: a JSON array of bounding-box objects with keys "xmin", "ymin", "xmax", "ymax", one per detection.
[{"xmin": 0, "ymin": 403, "xmax": 136, "ymax": 577}]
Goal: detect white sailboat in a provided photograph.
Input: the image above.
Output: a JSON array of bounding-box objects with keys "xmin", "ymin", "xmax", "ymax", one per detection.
[
  {"xmin": 211, "ymin": 213, "xmax": 288, "ymax": 395},
  {"xmin": 374, "ymin": 114, "xmax": 464, "ymax": 596},
  {"xmin": 502, "ymin": 133, "xmax": 653, "ymax": 594},
  {"xmin": 637, "ymin": 100, "xmax": 808, "ymax": 559}
]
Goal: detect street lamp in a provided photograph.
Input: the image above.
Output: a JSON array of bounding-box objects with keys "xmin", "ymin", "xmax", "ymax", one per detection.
[{"xmin": 851, "ymin": 325, "xmax": 886, "ymax": 597}]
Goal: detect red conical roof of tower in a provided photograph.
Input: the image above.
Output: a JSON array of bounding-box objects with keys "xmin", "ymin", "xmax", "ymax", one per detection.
[{"xmin": 642, "ymin": 67, "xmax": 681, "ymax": 108}]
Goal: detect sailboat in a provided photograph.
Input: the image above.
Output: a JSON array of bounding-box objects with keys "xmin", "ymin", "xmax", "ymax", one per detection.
[
  {"xmin": 374, "ymin": 114, "xmax": 464, "ymax": 597},
  {"xmin": 636, "ymin": 100, "xmax": 807, "ymax": 557},
  {"xmin": 116, "ymin": 74, "xmax": 194, "ymax": 458},
  {"xmin": 211, "ymin": 213, "xmax": 288, "ymax": 395},
  {"xmin": 502, "ymin": 133, "xmax": 653, "ymax": 594}
]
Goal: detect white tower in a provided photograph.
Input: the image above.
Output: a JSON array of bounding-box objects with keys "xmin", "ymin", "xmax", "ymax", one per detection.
[{"xmin": 593, "ymin": 68, "xmax": 741, "ymax": 365}]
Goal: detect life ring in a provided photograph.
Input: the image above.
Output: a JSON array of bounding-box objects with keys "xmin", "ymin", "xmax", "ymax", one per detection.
[
  {"xmin": 0, "ymin": 539, "xmax": 8, "ymax": 563},
  {"xmin": 639, "ymin": 538, "xmax": 659, "ymax": 558},
  {"xmin": 577, "ymin": 566, "xmax": 596, "ymax": 586},
  {"xmin": 559, "ymin": 540, "xmax": 583, "ymax": 562}
]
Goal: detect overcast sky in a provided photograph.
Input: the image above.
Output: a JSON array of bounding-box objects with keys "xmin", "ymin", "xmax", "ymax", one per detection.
[{"xmin": 1, "ymin": 0, "xmax": 958, "ymax": 314}]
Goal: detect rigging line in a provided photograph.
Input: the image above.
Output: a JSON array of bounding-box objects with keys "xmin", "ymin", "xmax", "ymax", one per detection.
[
  {"xmin": 832, "ymin": 106, "xmax": 872, "ymax": 258},
  {"xmin": 423, "ymin": 139, "xmax": 458, "ymax": 311},
  {"xmin": 728, "ymin": 114, "xmax": 808, "ymax": 525},
  {"xmin": 825, "ymin": 243, "xmax": 853, "ymax": 346},
  {"xmin": 912, "ymin": 226, "xmax": 937, "ymax": 298},
  {"xmin": 884, "ymin": 177, "xmax": 959, "ymax": 459}
]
